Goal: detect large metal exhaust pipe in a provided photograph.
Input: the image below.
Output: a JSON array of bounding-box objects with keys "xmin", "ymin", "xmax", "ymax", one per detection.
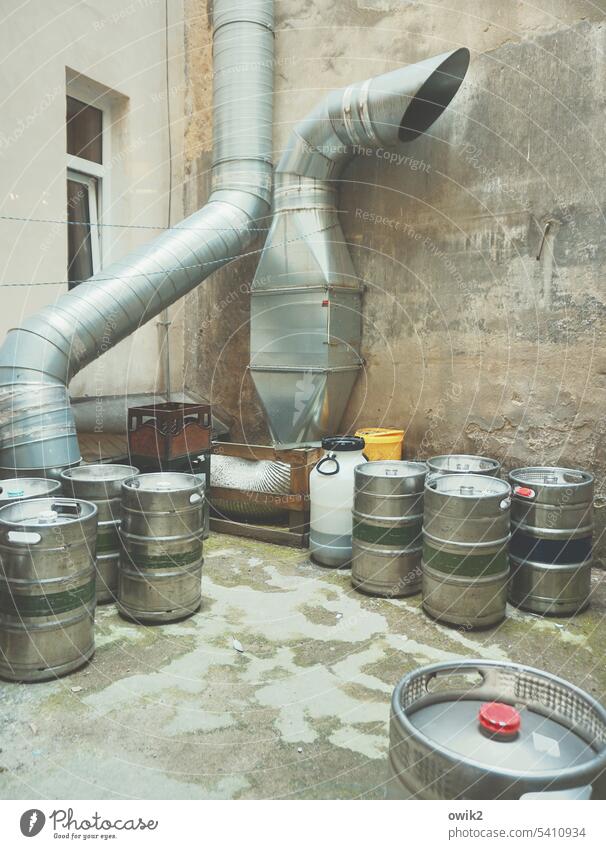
[
  {"xmin": 0, "ymin": 0, "xmax": 274, "ymax": 477},
  {"xmin": 250, "ymin": 48, "xmax": 470, "ymax": 445}
]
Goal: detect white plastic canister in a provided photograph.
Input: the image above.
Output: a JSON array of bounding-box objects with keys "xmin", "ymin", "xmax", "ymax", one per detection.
[{"xmin": 309, "ymin": 436, "xmax": 367, "ymax": 567}]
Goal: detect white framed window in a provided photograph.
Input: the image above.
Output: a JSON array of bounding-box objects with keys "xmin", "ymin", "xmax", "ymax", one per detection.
[
  {"xmin": 67, "ymin": 169, "xmax": 101, "ymax": 286},
  {"xmin": 66, "ymin": 93, "xmax": 108, "ymax": 288}
]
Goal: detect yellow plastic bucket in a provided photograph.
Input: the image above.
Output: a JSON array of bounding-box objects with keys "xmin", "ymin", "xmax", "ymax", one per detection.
[{"xmin": 355, "ymin": 428, "xmax": 405, "ymax": 461}]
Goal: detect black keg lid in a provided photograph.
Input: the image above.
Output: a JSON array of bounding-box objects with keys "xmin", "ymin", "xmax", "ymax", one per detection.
[{"xmin": 321, "ymin": 435, "xmax": 365, "ymax": 452}]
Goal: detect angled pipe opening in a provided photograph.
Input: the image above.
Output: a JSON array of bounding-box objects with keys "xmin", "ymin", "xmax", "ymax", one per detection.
[{"xmin": 398, "ymin": 48, "xmax": 471, "ymax": 141}]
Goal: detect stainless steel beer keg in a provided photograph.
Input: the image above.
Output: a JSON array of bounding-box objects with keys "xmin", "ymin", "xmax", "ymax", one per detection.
[
  {"xmin": 422, "ymin": 473, "xmax": 511, "ymax": 628},
  {"xmin": 352, "ymin": 461, "xmax": 426, "ymax": 597},
  {"xmin": 388, "ymin": 660, "xmax": 606, "ymax": 799},
  {"xmin": 0, "ymin": 497, "xmax": 97, "ymax": 681},
  {"xmin": 61, "ymin": 464, "xmax": 139, "ymax": 603},
  {"xmin": 118, "ymin": 472, "xmax": 204, "ymax": 623},
  {"xmin": 0, "ymin": 477, "xmax": 61, "ymax": 506},
  {"xmin": 509, "ymin": 466, "xmax": 593, "ymax": 615}
]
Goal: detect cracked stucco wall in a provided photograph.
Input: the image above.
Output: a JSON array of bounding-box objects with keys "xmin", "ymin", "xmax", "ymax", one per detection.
[{"xmin": 180, "ymin": 1, "xmax": 606, "ymax": 561}]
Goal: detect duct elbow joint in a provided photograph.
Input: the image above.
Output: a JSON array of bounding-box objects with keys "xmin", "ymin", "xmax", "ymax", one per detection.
[
  {"xmin": 0, "ymin": 378, "xmax": 80, "ymax": 477},
  {"xmin": 278, "ymin": 47, "xmax": 470, "ymax": 179}
]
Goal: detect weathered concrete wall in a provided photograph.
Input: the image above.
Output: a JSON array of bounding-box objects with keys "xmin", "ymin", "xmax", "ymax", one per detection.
[{"xmin": 181, "ymin": 1, "xmax": 606, "ymax": 558}]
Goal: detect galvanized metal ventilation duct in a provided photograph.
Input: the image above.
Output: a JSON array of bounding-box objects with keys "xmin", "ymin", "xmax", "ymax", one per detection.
[
  {"xmin": 250, "ymin": 48, "xmax": 470, "ymax": 446},
  {"xmin": 0, "ymin": 0, "xmax": 274, "ymax": 477}
]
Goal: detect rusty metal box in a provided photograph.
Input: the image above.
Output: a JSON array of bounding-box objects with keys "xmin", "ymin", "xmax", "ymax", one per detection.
[{"xmin": 128, "ymin": 403, "xmax": 211, "ymax": 464}]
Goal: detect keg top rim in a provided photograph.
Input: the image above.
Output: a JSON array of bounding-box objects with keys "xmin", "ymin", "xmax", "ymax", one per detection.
[
  {"xmin": 427, "ymin": 454, "xmax": 500, "ymax": 472},
  {"xmin": 355, "ymin": 460, "xmax": 427, "ymax": 479},
  {"xmin": 391, "ymin": 660, "xmax": 606, "ymax": 780},
  {"xmin": 0, "ymin": 477, "xmax": 60, "ymax": 501},
  {"xmin": 62, "ymin": 464, "xmax": 140, "ymax": 483},
  {"xmin": 426, "ymin": 472, "xmax": 510, "ymax": 497},
  {"xmin": 510, "ymin": 466, "xmax": 593, "ymax": 487},
  {"xmin": 123, "ymin": 472, "xmax": 202, "ymax": 492},
  {"xmin": 0, "ymin": 464, "xmax": 74, "ymax": 479},
  {"xmin": 0, "ymin": 497, "xmax": 97, "ymax": 525}
]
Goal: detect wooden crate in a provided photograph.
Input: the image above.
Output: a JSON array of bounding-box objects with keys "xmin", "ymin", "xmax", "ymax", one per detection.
[
  {"xmin": 128, "ymin": 402, "xmax": 211, "ymax": 464},
  {"xmin": 209, "ymin": 441, "xmax": 322, "ymax": 548}
]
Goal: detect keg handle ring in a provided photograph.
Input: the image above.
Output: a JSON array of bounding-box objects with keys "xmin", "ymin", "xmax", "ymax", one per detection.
[
  {"xmin": 425, "ymin": 666, "xmax": 485, "ymax": 695},
  {"xmin": 51, "ymin": 500, "xmax": 81, "ymax": 517},
  {"xmin": 316, "ymin": 453, "xmax": 340, "ymax": 476},
  {"xmin": 6, "ymin": 530, "xmax": 42, "ymax": 545}
]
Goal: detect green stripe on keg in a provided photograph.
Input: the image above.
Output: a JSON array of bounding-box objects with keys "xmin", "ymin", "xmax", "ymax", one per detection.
[
  {"xmin": 0, "ymin": 580, "xmax": 96, "ymax": 617},
  {"xmin": 353, "ymin": 519, "xmax": 421, "ymax": 547},
  {"xmin": 126, "ymin": 547, "xmax": 202, "ymax": 570},
  {"xmin": 422, "ymin": 541, "xmax": 508, "ymax": 577},
  {"xmin": 96, "ymin": 530, "xmax": 118, "ymax": 553}
]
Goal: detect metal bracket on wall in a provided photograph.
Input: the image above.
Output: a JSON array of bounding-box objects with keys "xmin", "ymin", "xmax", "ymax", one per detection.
[{"xmin": 536, "ymin": 219, "xmax": 555, "ymax": 261}]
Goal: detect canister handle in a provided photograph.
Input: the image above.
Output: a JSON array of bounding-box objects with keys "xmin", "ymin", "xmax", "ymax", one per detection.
[
  {"xmin": 189, "ymin": 493, "xmax": 203, "ymax": 504},
  {"xmin": 425, "ymin": 666, "xmax": 485, "ymax": 694},
  {"xmin": 520, "ymin": 786, "xmax": 592, "ymax": 800},
  {"xmin": 564, "ymin": 473, "xmax": 585, "ymax": 484},
  {"xmin": 316, "ymin": 453, "xmax": 340, "ymax": 476},
  {"xmin": 6, "ymin": 530, "xmax": 42, "ymax": 545},
  {"xmin": 51, "ymin": 500, "xmax": 81, "ymax": 517}
]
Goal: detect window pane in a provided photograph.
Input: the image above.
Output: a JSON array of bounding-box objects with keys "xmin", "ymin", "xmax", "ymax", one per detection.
[
  {"xmin": 67, "ymin": 178, "xmax": 93, "ymax": 288},
  {"xmin": 66, "ymin": 96, "xmax": 102, "ymax": 163}
]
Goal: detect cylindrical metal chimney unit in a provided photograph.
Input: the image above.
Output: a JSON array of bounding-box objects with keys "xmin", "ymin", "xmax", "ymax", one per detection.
[{"xmin": 250, "ymin": 48, "xmax": 470, "ymax": 445}]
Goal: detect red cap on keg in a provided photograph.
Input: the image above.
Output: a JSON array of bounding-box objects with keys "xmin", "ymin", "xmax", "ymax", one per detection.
[
  {"xmin": 479, "ymin": 702, "xmax": 521, "ymax": 737},
  {"xmin": 514, "ymin": 485, "xmax": 535, "ymax": 498}
]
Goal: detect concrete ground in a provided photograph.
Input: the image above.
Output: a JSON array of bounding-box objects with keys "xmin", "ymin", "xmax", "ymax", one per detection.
[{"xmin": 1, "ymin": 533, "xmax": 605, "ymax": 800}]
